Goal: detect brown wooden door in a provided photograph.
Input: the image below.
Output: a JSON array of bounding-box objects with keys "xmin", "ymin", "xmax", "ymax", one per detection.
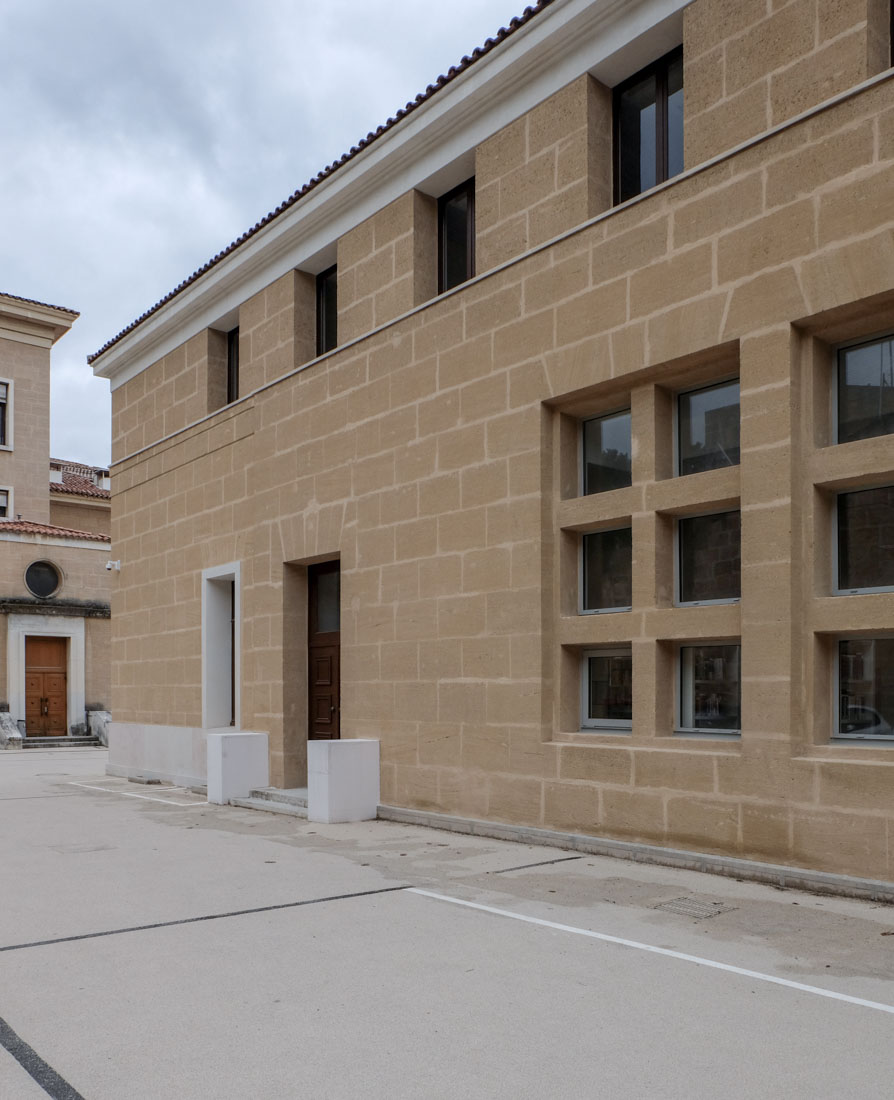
[
  {"xmin": 25, "ymin": 636, "xmax": 67, "ymax": 737},
  {"xmin": 308, "ymin": 561, "xmax": 340, "ymax": 739}
]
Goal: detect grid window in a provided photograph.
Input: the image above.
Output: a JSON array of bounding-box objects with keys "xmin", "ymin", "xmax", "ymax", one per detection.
[
  {"xmin": 316, "ymin": 264, "xmax": 338, "ymax": 356},
  {"xmin": 226, "ymin": 327, "xmax": 239, "ymax": 404},
  {"xmin": 837, "ymin": 486, "xmax": 894, "ymax": 593},
  {"xmin": 614, "ymin": 47, "xmax": 684, "ymax": 204},
  {"xmin": 678, "ymin": 380, "xmax": 740, "ymax": 476},
  {"xmin": 679, "ymin": 644, "xmax": 741, "ymax": 733},
  {"xmin": 0, "ymin": 381, "xmax": 8, "ymax": 447},
  {"xmin": 837, "ymin": 639, "xmax": 894, "ymax": 738},
  {"xmin": 582, "ymin": 648, "xmax": 632, "ymax": 729},
  {"xmin": 582, "ymin": 410, "xmax": 632, "ymax": 495},
  {"xmin": 678, "ymin": 511, "xmax": 741, "ymax": 604},
  {"xmin": 838, "ymin": 335, "xmax": 894, "ymax": 443},
  {"xmin": 438, "ymin": 178, "xmax": 475, "ymax": 293},
  {"xmin": 583, "ymin": 528, "xmax": 632, "ymax": 612}
]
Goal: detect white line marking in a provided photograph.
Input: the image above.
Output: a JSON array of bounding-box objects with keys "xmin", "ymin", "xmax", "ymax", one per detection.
[
  {"xmin": 68, "ymin": 782, "xmax": 208, "ymax": 807},
  {"xmin": 408, "ymin": 888, "xmax": 894, "ymax": 1016}
]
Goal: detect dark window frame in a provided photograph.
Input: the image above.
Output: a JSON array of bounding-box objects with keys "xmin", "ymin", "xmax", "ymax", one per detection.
[
  {"xmin": 613, "ymin": 46, "xmax": 684, "ymax": 204},
  {"xmin": 438, "ymin": 178, "xmax": 475, "ymax": 294},
  {"xmin": 316, "ymin": 264, "xmax": 338, "ymax": 356},
  {"xmin": 226, "ymin": 327, "xmax": 239, "ymax": 405}
]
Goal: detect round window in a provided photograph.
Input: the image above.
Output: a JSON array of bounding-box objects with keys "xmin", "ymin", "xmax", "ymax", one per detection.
[{"xmin": 25, "ymin": 560, "xmax": 61, "ymax": 598}]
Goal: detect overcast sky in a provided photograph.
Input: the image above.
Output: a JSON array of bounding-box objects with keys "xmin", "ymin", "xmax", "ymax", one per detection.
[{"xmin": 0, "ymin": 0, "xmax": 523, "ymax": 467}]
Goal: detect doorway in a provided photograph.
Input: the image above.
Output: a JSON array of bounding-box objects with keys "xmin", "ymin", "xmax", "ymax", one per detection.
[
  {"xmin": 25, "ymin": 636, "xmax": 67, "ymax": 737},
  {"xmin": 307, "ymin": 561, "xmax": 340, "ymax": 740}
]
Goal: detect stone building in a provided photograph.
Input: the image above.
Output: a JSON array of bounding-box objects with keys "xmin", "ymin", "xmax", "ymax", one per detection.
[
  {"xmin": 0, "ymin": 292, "xmax": 111, "ymax": 744},
  {"xmin": 91, "ymin": 0, "xmax": 894, "ymax": 882}
]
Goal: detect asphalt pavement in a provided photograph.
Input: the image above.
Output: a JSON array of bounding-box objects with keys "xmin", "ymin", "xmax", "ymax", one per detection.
[{"xmin": 1, "ymin": 747, "xmax": 893, "ymax": 1099}]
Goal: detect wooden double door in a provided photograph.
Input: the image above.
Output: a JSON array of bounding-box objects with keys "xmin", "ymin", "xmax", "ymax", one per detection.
[
  {"xmin": 25, "ymin": 636, "xmax": 67, "ymax": 737},
  {"xmin": 308, "ymin": 561, "xmax": 340, "ymax": 740}
]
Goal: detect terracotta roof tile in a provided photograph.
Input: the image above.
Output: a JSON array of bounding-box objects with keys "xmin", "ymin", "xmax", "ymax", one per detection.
[
  {"xmin": 49, "ymin": 472, "xmax": 111, "ymax": 500},
  {"xmin": 0, "ymin": 290, "xmax": 79, "ymax": 316},
  {"xmin": 0, "ymin": 520, "xmax": 110, "ymax": 543},
  {"xmin": 88, "ymin": 0, "xmax": 554, "ymax": 365}
]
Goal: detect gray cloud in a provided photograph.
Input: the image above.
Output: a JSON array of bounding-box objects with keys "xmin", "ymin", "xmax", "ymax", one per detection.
[{"xmin": 0, "ymin": 0, "xmax": 519, "ymax": 466}]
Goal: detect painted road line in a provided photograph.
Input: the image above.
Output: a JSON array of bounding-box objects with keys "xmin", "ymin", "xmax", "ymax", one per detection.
[
  {"xmin": 68, "ymin": 782, "xmax": 208, "ymax": 807},
  {"xmin": 408, "ymin": 888, "xmax": 894, "ymax": 1016}
]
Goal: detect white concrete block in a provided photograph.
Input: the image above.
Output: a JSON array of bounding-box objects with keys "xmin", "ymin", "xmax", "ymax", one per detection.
[
  {"xmin": 107, "ymin": 721, "xmax": 209, "ymax": 788},
  {"xmin": 207, "ymin": 731, "xmax": 269, "ymax": 805},
  {"xmin": 308, "ymin": 739, "xmax": 380, "ymax": 823}
]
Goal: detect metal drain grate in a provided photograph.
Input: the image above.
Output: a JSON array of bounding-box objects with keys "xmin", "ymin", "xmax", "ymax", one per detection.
[{"xmin": 653, "ymin": 896, "xmax": 737, "ymax": 919}]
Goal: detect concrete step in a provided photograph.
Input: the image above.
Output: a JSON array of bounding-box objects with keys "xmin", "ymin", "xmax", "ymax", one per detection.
[
  {"xmin": 22, "ymin": 736, "xmax": 102, "ymax": 749},
  {"xmin": 248, "ymin": 786, "xmax": 308, "ymax": 808},
  {"xmin": 230, "ymin": 794, "xmax": 308, "ymax": 818}
]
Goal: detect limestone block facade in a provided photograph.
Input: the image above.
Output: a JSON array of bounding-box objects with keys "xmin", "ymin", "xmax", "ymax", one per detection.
[
  {"xmin": 92, "ymin": 0, "xmax": 894, "ymax": 882},
  {"xmin": 0, "ymin": 293, "xmax": 112, "ymax": 741}
]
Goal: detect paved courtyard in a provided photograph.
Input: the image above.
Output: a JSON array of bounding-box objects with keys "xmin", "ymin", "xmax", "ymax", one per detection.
[{"xmin": 1, "ymin": 747, "xmax": 893, "ymax": 1099}]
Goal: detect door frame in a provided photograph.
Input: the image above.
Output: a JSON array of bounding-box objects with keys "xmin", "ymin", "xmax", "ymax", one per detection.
[{"xmin": 8, "ymin": 614, "xmax": 84, "ymax": 735}]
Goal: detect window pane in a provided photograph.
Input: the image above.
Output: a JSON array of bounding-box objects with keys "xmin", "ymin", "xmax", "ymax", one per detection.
[
  {"xmin": 0, "ymin": 489, "xmax": 7, "ymax": 517},
  {"xmin": 666, "ymin": 54, "xmax": 684, "ymax": 180},
  {"xmin": 838, "ymin": 639, "xmax": 894, "ymax": 737},
  {"xmin": 440, "ymin": 182, "xmax": 473, "ymax": 292},
  {"xmin": 25, "ymin": 560, "xmax": 60, "ymax": 598},
  {"xmin": 617, "ymin": 72, "xmax": 657, "ymax": 202},
  {"xmin": 317, "ymin": 266, "xmax": 338, "ymax": 355},
  {"xmin": 583, "ymin": 528, "xmax": 632, "ymax": 610},
  {"xmin": 679, "ymin": 511, "xmax": 741, "ymax": 603},
  {"xmin": 583, "ymin": 411, "xmax": 631, "ymax": 494},
  {"xmin": 838, "ymin": 486, "xmax": 894, "ymax": 591},
  {"xmin": 314, "ymin": 569, "xmax": 340, "ymax": 633},
  {"xmin": 681, "ymin": 645, "xmax": 740, "ymax": 731},
  {"xmin": 678, "ymin": 380, "xmax": 740, "ymax": 475},
  {"xmin": 838, "ymin": 337, "xmax": 894, "ymax": 443},
  {"xmin": 586, "ymin": 652, "xmax": 632, "ymax": 724}
]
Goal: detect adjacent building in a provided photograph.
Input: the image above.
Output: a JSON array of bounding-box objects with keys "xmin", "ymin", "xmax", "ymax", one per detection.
[
  {"xmin": 91, "ymin": 0, "xmax": 894, "ymax": 882},
  {"xmin": 0, "ymin": 292, "xmax": 111, "ymax": 743}
]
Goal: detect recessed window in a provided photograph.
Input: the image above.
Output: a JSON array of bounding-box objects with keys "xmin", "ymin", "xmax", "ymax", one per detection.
[
  {"xmin": 678, "ymin": 510, "xmax": 741, "ymax": 604},
  {"xmin": 582, "ymin": 410, "xmax": 632, "ymax": 495},
  {"xmin": 0, "ymin": 488, "xmax": 8, "ymax": 517},
  {"xmin": 582, "ymin": 648, "xmax": 632, "ymax": 730},
  {"xmin": 25, "ymin": 560, "xmax": 61, "ymax": 599},
  {"xmin": 837, "ymin": 335, "xmax": 894, "ymax": 444},
  {"xmin": 678, "ymin": 380, "xmax": 740, "ymax": 476},
  {"xmin": 226, "ymin": 327, "xmax": 239, "ymax": 405},
  {"xmin": 0, "ymin": 380, "xmax": 10, "ymax": 448},
  {"xmin": 837, "ymin": 638, "xmax": 894, "ymax": 738},
  {"xmin": 614, "ymin": 47, "xmax": 684, "ymax": 204},
  {"xmin": 679, "ymin": 644, "xmax": 741, "ymax": 734},
  {"xmin": 438, "ymin": 178, "xmax": 475, "ymax": 293},
  {"xmin": 837, "ymin": 485, "xmax": 894, "ymax": 593},
  {"xmin": 316, "ymin": 264, "xmax": 338, "ymax": 356},
  {"xmin": 582, "ymin": 528, "xmax": 633, "ymax": 612}
]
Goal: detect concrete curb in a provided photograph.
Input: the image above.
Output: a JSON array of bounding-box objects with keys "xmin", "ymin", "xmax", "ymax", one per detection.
[{"xmin": 377, "ymin": 804, "xmax": 894, "ymax": 903}]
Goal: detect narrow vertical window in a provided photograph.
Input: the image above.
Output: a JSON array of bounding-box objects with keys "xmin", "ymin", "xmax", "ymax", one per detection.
[
  {"xmin": 582, "ymin": 410, "xmax": 632, "ymax": 495},
  {"xmin": 316, "ymin": 264, "xmax": 338, "ymax": 355},
  {"xmin": 438, "ymin": 178, "xmax": 475, "ymax": 293},
  {"xmin": 226, "ymin": 327, "xmax": 239, "ymax": 404},
  {"xmin": 0, "ymin": 489, "xmax": 7, "ymax": 517},
  {"xmin": 0, "ymin": 382, "xmax": 8, "ymax": 446},
  {"xmin": 614, "ymin": 47, "xmax": 684, "ymax": 204}
]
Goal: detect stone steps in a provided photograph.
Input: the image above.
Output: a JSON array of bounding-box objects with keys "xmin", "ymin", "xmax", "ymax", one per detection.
[
  {"xmin": 21, "ymin": 736, "xmax": 102, "ymax": 749},
  {"xmin": 229, "ymin": 787, "xmax": 308, "ymax": 818}
]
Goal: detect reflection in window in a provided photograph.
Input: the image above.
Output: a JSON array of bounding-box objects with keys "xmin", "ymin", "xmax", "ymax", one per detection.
[
  {"xmin": 678, "ymin": 511, "xmax": 741, "ymax": 604},
  {"xmin": 583, "ymin": 648, "xmax": 632, "ymax": 729},
  {"xmin": 838, "ymin": 336, "xmax": 894, "ymax": 443},
  {"xmin": 583, "ymin": 528, "xmax": 633, "ymax": 611},
  {"xmin": 583, "ymin": 410, "xmax": 632, "ymax": 495},
  {"xmin": 615, "ymin": 48, "xmax": 684, "ymax": 203},
  {"xmin": 678, "ymin": 380, "xmax": 740, "ymax": 476},
  {"xmin": 838, "ymin": 639, "xmax": 894, "ymax": 738},
  {"xmin": 680, "ymin": 644, "xmax": 741, "ymax": 733},
  {"xmin": 837, "ymin": 486, "xmax": 894, "ymax": 593}
]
